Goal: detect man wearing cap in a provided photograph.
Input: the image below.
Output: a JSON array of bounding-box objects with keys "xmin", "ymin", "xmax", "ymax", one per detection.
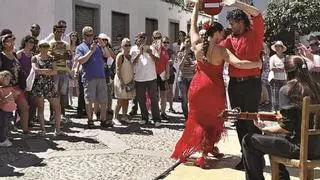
[
  {"xmin": 75, "ymin": 26, "xmax": 112, "ymax": 128},
  {"xmin": 131, "ymin": 32, "xmax": 161, "ymax": 127},
  {"xmin": 220, "ymin": 0, "xmax": 264, "ymax": 170}
]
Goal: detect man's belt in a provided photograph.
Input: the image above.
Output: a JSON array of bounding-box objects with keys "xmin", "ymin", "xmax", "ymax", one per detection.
[{"xmin": 230, "ymin": 75, "xmax": 260, "ymax": 82}]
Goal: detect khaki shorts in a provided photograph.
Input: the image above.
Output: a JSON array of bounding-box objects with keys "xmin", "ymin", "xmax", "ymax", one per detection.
[
  {"xmin": 54, "ymin": 72, "xmax": 69, "ymax": 95},
  {"xmin": 83, "ymin": 78, "xmax": 108, "ymax": 104}
]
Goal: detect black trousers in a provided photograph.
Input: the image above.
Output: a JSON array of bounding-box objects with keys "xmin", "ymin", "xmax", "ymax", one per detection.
[
  {"xmin": 131, "ymin": 96, "xmax": 138, "ymax": 112},
  {"xmin": 228, "ymin": 77, "xmax": 262, "ymax": 155},
  {"xmin": 135, "ymin": 79, "xmax": 160, "ymax": 122},
  {"xmin": 242, "ymin": 133, "xmax": 300, "ymax": 180}
]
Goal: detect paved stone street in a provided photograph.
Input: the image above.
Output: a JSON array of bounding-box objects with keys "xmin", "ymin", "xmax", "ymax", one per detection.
[
  {"xmin": 1, "ymin": 98, "xmax": 319, "ymax": 180},
  {"xmin": 0, "ymin": 98, "xmax": 184, "ymax": 180}
]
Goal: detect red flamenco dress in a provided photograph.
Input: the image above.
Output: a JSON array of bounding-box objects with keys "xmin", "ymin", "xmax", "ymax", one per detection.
[{"xmin": 171, "ymin": 61, "xmax": 226, "ymax": 163}]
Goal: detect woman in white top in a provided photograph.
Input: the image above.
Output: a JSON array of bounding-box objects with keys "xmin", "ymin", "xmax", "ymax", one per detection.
[
  {"xmin": 113, "ymin": 38, "xmax": 135, "ymax": 125},
  {"xmin": 269, "ymin": 41, "xmax": 287, "ymax": 111}
]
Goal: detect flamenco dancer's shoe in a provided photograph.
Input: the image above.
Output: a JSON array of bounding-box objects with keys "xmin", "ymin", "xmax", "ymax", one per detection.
[
  {"xmin": 210, "ymin": 146, "xmax": 224, "ymax": 158},
  {"xmin": 194, "ymin": 157, "xmax": 205, "ymax": 168},
  {"xmin": 180, "ymin": 156, "xmax": 188, "ymax": 163}
]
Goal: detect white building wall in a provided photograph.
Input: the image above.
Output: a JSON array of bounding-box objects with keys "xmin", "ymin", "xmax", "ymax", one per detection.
[
  {"xmin": 0, "ymin": 0, "xmax": 210, "ymax": 45},
  {"xmin": 0, "ymin": 0, "xmax": 57, "ymax": 46}
]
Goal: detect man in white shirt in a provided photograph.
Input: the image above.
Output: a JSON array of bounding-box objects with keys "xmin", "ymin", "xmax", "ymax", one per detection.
[{"xmin": 131, "ymin": 32, "xmax": 161, "ymax": 127}]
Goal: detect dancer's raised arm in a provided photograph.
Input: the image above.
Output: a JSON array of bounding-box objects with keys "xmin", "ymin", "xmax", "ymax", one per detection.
[
  {"xmin": 190, "ymin": 1, "xmax": 201, "ymax": 47},
  {"xmin": 223, "ymin": 0, "xmax": 259, "ymax": 17}
]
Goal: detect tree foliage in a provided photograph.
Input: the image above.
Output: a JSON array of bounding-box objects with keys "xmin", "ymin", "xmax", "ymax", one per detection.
[{"xmin": 265, "ymin": 0, "xmax": 320, "ymax": 42}]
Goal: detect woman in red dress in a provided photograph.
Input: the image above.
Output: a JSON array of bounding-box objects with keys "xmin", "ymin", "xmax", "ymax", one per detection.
[{"xmin": 171, "ymin": 0, "xmax": 262, "ymax": 168}]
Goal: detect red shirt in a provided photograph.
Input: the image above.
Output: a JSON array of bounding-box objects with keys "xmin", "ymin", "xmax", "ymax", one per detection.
[
  {"xmin": 220, "ymin": 14, "xmax": 264, "ymax": 77},
  {"xmin": 156, "ymin": 48, "xmax": 169, "ymax": 74}
]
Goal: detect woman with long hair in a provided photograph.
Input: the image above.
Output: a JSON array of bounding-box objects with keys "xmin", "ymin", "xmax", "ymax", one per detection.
[
  {"xmin": 171, "ymin": 1, "xmax": 262, "ymax": 168},
  {"xmin": 241, "ymin": 55, "xmax": 320, "ymax": 180}
]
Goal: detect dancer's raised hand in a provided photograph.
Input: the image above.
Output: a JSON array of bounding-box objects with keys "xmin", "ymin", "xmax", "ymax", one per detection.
[{"xmin": 221, "ymin": 0, "xmax": 236, "ymax": 6}]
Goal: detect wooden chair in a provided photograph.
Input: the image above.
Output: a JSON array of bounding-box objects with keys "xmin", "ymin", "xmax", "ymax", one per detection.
[{"xmin": 270, "ymin": 96, "xmax": 320, "ymax": 180}]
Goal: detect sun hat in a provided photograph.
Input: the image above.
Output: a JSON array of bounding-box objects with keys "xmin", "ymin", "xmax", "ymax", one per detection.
[{"xmin": 271, "ymin": 41, "xmax": 287, "ymax": 52}]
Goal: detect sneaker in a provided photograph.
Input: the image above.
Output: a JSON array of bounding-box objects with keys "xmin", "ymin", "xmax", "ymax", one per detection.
[
  {"xmin": 112, "ymin": 118, "xmax": 122, "ymax": 126},
  {"xmin": 100, "ymin": 120, "xmax": 113, "ymax": 128},
  {"xmin": 154, "ymin": 121, "xmax": 161, "ymax": 128},
  {"xmin": 61, "ymin": 116, "xmax": 72, "ymax": 124},
  {"xmin": 55, "ymin": 130, "xmax": 67, "ymax": 136},
  {"xmin": 0, "ymin": 139, "xmax": 12, "ymax": 147},
  {"xmin": 121, "ymin": 116, "xmax": 130, "ymax": 124}
]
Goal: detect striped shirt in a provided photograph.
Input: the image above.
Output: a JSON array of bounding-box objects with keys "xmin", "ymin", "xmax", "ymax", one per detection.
[{"xmin": 176, "ymin": 51, "xmax": 196, "ymax": 79}]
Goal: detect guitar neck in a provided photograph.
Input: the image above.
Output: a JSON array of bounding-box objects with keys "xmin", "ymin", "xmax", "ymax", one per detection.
[{"xmin": 238, "ymin": 112, "xmax": 279, "ymax": 121}]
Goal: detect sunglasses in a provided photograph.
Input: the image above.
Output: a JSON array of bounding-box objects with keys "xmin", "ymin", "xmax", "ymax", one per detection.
[
  {"xmin": 163, "ymin": 41, "xmax": 170, "ymax": 44},
  {"xmin": 153, "ymin": 36, "xmax": 162, "ymax": 40},
  {"xmin": 85, "ymin": 33, "xmax": 94, "ymax": 37},
  {"xmin": 102, "ymin": 39, "xmax": 108, "ymax": 41},
  {"xmin": 39, "ymin": 45, "xmax": 50, "ymax": 48},
  {"xmin": 123, "ymin": 44, "xmax": 131, "ymax": 47}
]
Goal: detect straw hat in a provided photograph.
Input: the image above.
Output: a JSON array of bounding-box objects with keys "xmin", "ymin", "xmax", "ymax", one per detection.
[{"xmin": 271, "ymin": 41, "xmax": 287, "ymax": 52}]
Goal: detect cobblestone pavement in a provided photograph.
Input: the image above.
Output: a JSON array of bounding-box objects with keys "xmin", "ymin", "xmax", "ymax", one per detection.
[
  {"xmin": 0, "ymin": 98, "xmax": 185, "ymax": 180},
  {"xmin": 2, "ymin": 98, "xmax": 314, "ymax": 180}
]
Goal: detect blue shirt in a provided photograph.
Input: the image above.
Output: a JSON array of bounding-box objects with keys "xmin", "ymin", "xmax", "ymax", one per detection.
[{"xmin": 76, "ymin": 42, "xmax": 105, "ymax": 81}]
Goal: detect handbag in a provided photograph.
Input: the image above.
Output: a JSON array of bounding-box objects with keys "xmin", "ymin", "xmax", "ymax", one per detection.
[
  {"xmin": 25, "ymin": 68, "xmax": 35, "ymax": 91},
  {"xmin": 125, "ymin": 80, "xmax": 135, "ymax": 92}
]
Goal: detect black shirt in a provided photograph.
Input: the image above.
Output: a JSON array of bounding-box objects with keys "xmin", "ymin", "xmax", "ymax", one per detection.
[{"xmin": 279, "ymin": 85, "xmax": 320, "ymax": 158}]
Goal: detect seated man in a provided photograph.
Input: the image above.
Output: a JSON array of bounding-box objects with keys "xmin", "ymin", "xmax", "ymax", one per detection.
[{"xmin": 242, "ymin": 56, "xmax": 320, "ymax": 180}]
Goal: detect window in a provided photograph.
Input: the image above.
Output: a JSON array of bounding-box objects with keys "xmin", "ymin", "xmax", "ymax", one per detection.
[
  {"xmin": 112, "ymin": 12, "xmax": 130, "ymax": 46},
  {"xmin": 75, "ymin": 5, "xmax": 99, "ymax": 36},
  {"xmin": 169, "ymin": 21, "xmax": 179, "ymax": 43},
  {"xmin": 146, "ymin": 18, "xmax": 159, "ymax": 44}
]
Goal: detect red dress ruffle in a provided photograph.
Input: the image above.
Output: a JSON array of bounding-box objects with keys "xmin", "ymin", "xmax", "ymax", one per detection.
[{"xmin": 171, "ymin": 61, "xmax": 226, "ymax": 161}]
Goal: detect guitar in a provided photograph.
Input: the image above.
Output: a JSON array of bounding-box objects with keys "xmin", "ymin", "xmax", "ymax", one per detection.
[{"xmin": 218, "ymin": 108, "xmax": 282, "ymax": 122}]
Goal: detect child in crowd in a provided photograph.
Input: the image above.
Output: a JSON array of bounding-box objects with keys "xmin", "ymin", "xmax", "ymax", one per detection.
[{"xmin": 0, "ymin": 70, "xmax": 17, "ymax": 147}]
